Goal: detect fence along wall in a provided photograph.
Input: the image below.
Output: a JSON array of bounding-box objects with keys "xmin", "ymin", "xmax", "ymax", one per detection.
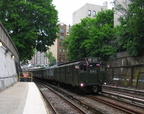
[
  {"xmin": 107, "ymin": 51, "xmax": 144, "ymax": 89},
  {"xmin": 0, "ymin": 22, "xmax": 19, "ymax": 91}
]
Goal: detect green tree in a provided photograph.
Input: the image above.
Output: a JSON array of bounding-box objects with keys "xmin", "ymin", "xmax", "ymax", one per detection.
[
  {"xmin": 63, "ymin": 18, "xmax": 90, "ymax": 61},
  {"xmin": 44, "ymin": 51, "xmax": 56, "ymax": 66},
  {"xmin": 0, "ymin": 0, "xmax": 59, "ymax": 62},
  {"xmin": 83, "ymin": 10, "xmax": 116, "ymax": 59},
  {"xmin": 115, "ymin": 0, "xmax": 144, "ymax": 56},
  {"xmin": 63, "ymin": 10, "xmax": 115, "ymax": 61}
]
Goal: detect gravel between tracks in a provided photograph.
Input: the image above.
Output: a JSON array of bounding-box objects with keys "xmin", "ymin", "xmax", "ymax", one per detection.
[{"xmin": 38, "ymin": 83, "xmax": 144, "ymax": 114}]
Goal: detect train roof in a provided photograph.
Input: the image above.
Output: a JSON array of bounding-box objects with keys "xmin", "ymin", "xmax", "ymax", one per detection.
[
  {"xmin": 57, "ymin": 57, "xmax": 102, "ymax": 67},
  {"xmin": 27, "ymin": 67, "xmax": 44, "ymax": 71},
  {"xmin": 57, "ymin": 61, "xmax": 80, "ymax": 67}
]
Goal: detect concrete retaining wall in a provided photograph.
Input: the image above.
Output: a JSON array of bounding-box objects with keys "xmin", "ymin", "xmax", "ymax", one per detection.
[
  {"xmin": 0, "ymin": 77, "xmax": 17, "ymax": 91},
  {"xmin": 0, "ymin": 22, "xmax": 19, "ymax": 91}
]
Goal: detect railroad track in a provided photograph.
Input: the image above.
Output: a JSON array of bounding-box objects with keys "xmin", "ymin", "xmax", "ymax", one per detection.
[
  {"xmin": 35, "ymin": 80, "xmax": 144, "ymax": 113},
  {"xmin": 101, "ymin": 91, "xmax": 144, "ymax": 106},
  {"xmin": 102, "ymin": 85, "xmax": 144, "ymax": 108},
  {"xmin": 103, "ymin": 85, "xmax": 144, "ymax": 96},
  {"xmin": 86, "ymin": 95, "xmax": 144, "ymax": 114},
  {"xmin": 37, "ymin": 82, "xmax": 87, "ymax": 114},
  {"xmin": 36, "ymin": 81, "xmax": 104, "ymax": 114}
]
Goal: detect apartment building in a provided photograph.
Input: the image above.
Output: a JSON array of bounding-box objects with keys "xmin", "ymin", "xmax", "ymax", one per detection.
[
  {"xmin": 29, "ymin": 51, "xmax": 48, "ymax": 66},
  {"xmin": 49, "ymin": 22, "xmax": 71, "ymax": 64},
  {"xmin": 29, "ymin": 23, "xmax": 70, "ymax": 66},
  {"xmin": 114, "ymin": 0, "xmax": 131, "ymax": 26},
  {"xmin": 73, "ymin": 2, "xmax": 108, "ymax": 25}
]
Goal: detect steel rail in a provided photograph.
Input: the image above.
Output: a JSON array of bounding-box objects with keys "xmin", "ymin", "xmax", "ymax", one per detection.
[
  {"xmin": 35, "ymin": 80, "xmax": 104, "ymax": 114},
  {"xmin": 103, "ymin": 85, "xmax": 144, "ymax": 95},
  {"xmin": 40, "ymin": 90, "xmax": 58, "ymax": 114},
  {"xmin": 102, "ymin": 91, "xmax": 144, "ymax": 104},
  {"xmin": 37, "ymin": 81, "xmax": 87, "ymax": 114},
  {"xmin": 87, "ymin": 95, "xmax": 144, "ymax": 114}
]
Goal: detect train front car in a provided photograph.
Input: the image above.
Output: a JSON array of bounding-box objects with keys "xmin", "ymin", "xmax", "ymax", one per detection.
[{"xmin": 78, "ymin": 57, "xmax": 106, "ymax": 94}]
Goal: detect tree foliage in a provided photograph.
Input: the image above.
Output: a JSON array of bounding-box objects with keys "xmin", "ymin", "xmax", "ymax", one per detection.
[
  {"xmin": 0, "ymin": 0, "xmax": 59, "ymax": 62},
  {"xmin": 44, "ymin": 51, "xmax": 56, "ymax": 66},
  {"xmin": 63, "ymin": 10, "xmax": 115, "ymax": 61},
  {"xmin": 115, "ymin": 0, "xmax": 144, "ymax": 56}
]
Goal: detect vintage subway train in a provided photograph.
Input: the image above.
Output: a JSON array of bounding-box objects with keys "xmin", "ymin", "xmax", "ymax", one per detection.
[{"xmin": 29, "ymin": 57, "xmax": 107, "ymax": 93}]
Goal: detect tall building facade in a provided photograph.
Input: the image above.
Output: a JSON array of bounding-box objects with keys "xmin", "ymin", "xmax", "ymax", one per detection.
[
  {"xmin": 73, "ymin": 3, "xmax": 108, "ymax": 25},
  {"xmin": 29, "ymin": 51, "xmax": 48, "ymax": 66},
  {"xmin": 114, "ymin": 0, "xmax": 131, "ymax": 26},
  {"xmin": 49, "ymin": 22, "xmax": 70, "ymax": 64}
]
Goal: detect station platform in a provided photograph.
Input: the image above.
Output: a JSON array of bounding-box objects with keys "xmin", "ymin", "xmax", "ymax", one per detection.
[{"xmin": 0, "ymin": 82, "xmax": 49, "ymax": 114}]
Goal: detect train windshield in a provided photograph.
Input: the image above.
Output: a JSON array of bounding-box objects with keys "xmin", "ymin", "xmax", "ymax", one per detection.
[
  {"xmin": 89, "ymin": 63, "xmax": 105, "ymax": 73},
  {"xmin": 79, "ymin": 65, "xmax": 87, "ymax": 72},
  {"xmin": 89, "ymin": 63, "xmax": 98, "ymax": 74}
]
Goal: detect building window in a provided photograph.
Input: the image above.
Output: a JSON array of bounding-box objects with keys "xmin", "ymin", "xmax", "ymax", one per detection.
[
  {"xmin": 93, "ymin": 11, "xmax": 96, "ymax": 17},
  {"xmin": 60, "ymin": 28, "xmax": 64, "ymax": 33},
  {"xmin": 59, "ymin": 42, "xmax": 62, "ymax": 46},
  {"xmin": 67, "ymin": 29, "xmax": 69, "ymax": 34},
  {"xmin": 60, "ymin": 35, "xmax": 64, "ymax": 39},
  {"xmin": 88, "ymin": 10, "xmax": 91, "ymax": 16}
]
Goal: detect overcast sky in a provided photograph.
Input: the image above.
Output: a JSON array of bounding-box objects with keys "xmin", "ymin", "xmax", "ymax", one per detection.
[{"xmin": 52, "ymin": 0, "xmax": 114, "ymax": 25}]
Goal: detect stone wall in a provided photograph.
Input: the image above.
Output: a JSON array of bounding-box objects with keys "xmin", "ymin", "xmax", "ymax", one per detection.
[{"xmin": 106, "ymin": 51, "xmax": 144, "ymax": 89}]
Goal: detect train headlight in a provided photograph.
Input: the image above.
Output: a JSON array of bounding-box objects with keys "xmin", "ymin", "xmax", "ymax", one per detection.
[
  {"xmin": 104, "ymin": 82, "xmax": 106, "ymax": 85},
  {"xmin": 80, "ymin": 83, "xmax": 84, "ymax": 87}
]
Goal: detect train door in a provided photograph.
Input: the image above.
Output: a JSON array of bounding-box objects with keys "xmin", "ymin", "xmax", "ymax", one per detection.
[
  {"xmin": 99, "ymin": 64, "xmax": 106, "ymax": 82},
  {"xmin": 88, "ymin": 63, "xmax": 99, "ymax": 84},
  {"xmin": 56, "ymin": 67, "xmax": 60, "ymax": 82},
  {"xmin": 79, "ymin": 64, "xmax": 87, "ymax": 83},
  {"xmin": 61, "ymin": 66, "xmax": 66, "ymax": 83},
  {"xmin": 59, "ymin": 67, "xmax": 62, "ymax": 83},
  {"xmin": 65, "ymin": 66, "xmax": 68, "ymax": 84},
  {"xmin": 71, "ymin": 65, "xmax": 75, "ymax": 86},
  {"xmin": 54, "ymin": 68, "xmax": 57, "ymax": 81},
  {"xmin": 73, "ymin": 64, "xmax": 80, "ymax": 86},
  {"xmin": 66, "ymin": 65, "xmax": 71, "ymax": 84}
]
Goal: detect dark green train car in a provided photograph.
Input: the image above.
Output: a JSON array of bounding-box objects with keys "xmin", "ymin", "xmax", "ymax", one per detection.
[
  {"xmin": 29, "ymin": 57, "xmax": 107, "ymax": 93},
  {"xmin": 55, "ymin": 57, "xmax": 107, "ymax": 93}
]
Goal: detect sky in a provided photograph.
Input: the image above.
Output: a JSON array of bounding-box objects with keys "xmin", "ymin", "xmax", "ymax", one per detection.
[{"xmin": 52, "ymin": 0, "xmax": 114, "ymax": 25}]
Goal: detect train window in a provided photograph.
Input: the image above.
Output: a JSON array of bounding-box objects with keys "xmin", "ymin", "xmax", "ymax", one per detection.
[
  {"xmin": 89, "ymin": 64, "xmax": 98, "ymax": 74},
  {"xmin": 93, "ymin": 58, "xmax": 98, "ymax": 62},
  {"xmin": 88, "ymin": 58, "xmax": 92, "ymax": 62},
  {"xmin": 80, "ymin": 65, "xmax": 86, "ymax": 72},
  {"xmin": 100, "ymin": 65, "xmax": 105, "ymax": 71},
  {"xmin": 67, "ymin": 67, "xmax": 70, "ymax": 73}
]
